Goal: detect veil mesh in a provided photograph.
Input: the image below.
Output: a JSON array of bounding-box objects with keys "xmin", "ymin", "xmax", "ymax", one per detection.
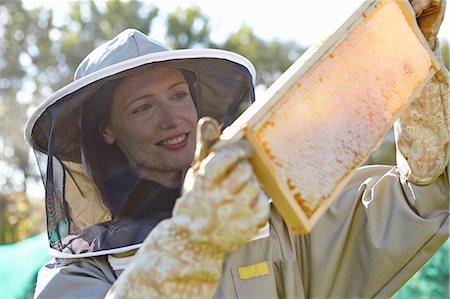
[{"xmin": 31, "ymin": 59, "xmax": 255, "ymax": 257}]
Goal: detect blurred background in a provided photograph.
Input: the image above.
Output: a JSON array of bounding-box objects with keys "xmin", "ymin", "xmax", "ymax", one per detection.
[{"xmin": 0, "ymin": 0, "xmax": 448, "ymax": 298}]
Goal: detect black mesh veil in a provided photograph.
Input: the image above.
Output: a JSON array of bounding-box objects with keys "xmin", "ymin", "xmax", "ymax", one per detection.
[{"xmin": 30, "ymin": 59, "xmax": 255, "ymax": 257}]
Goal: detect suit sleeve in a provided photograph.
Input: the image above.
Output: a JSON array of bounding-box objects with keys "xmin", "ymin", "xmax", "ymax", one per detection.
[{"xmin": 34, "ymin": 257, "xmax": 115, "ymax": 299}]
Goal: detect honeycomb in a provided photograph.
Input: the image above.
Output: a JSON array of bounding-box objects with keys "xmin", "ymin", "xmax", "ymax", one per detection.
[{"xmin": 241, "ymin": 0, "xmax": 437, "ymax": 233}]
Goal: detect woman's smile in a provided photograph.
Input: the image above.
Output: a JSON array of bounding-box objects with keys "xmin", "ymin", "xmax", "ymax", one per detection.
[{"xmin": 156, "ymin": 132, "xmax": 191, "ymax": 149}]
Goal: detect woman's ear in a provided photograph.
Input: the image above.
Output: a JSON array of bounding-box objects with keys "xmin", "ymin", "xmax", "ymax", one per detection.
[{"xmin": 102, "ymin": 125, "xmax": 116, "ymax": 145}]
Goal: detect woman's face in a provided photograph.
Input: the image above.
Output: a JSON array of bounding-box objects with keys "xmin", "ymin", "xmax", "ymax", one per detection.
[{"xmin": 102, "ymin": 67, "xmax": 198, "ymax": 186}]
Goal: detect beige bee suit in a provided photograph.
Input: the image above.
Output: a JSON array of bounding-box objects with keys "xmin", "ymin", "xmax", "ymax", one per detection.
[
  {"xmin": 215, "ymin": 165, "xmax": 449, "ymax": 298},
  {"xmin": 34, "ymin": 164, "xmax": 449, "ymax": 298},
  {"xmin": 34, "ymin": 37, "xmax": 449, "ymax": 299}
]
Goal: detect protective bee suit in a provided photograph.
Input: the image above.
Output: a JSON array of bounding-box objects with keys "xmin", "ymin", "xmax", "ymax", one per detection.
[{"xmin": 27, "ymin": 1, "xmax": 448, "ymax": 298}]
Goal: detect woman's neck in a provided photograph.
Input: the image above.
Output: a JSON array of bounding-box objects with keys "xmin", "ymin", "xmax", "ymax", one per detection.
[{"xmin": 132, "ymin": 166, "xmax": 182, "ymax": 188}]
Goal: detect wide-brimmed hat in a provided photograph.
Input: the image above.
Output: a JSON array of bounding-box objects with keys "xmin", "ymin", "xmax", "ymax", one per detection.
[{"xmin": 24, "ymin": 28, "xmax": 256, "ymax": 163}]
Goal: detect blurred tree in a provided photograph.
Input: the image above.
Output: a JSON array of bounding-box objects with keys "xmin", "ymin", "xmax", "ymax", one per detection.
[
  {"xmin": 165, "ymin": 7, "xmax": 305, "ymax": 86},
  {"xmin": 441, "ymin": 39, "xmax": 449, "ymax": 68},
  {"xmin": 0, "ymin": 0, "xmax": 159, "ymax": 243},
  {"xmin": 0, "ymin": 192, "xmax": 45, "ymax": 244},
  {"xmin": 61, "ymin": 0, "xmax": 158, "ymax": 76},
  {"xmin": 393, "ymin": 240, "xmax": 450, "ymax": 299},
  {"xmin": 166, "ymin": 6, "xmax": 212, "ymax": 49},
  {"xmin": 223, "ymin": 25, "xmax": 304, "ymax": 87},
  {"xmin": 0, "ymin": 0, "xmax": 47, "ymax": 244},
  {"xmin": 0, "ymin": 0, "xmax": 40, "ymax": 193}
]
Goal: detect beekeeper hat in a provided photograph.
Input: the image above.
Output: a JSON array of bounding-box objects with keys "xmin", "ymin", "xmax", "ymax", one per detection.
[{"xmin": 25, "ymin": 28, "xmax": 256, "ymax": 163}]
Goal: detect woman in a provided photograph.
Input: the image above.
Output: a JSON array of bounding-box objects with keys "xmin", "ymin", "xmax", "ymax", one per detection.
[
  {"xmin": 28, "ymin": 28, "xmax": 269, "ymax": 298},
  {"xmin": 28, "ymin": 1, "xmax": 448, "ymax": 298}
]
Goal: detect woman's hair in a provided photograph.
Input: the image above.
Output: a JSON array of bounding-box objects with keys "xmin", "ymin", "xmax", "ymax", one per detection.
[{"xmin": 81, "ymin": 78, "xmax": 128, "ymax": 209}]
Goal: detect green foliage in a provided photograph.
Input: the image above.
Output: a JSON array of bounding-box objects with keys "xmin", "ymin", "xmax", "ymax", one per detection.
[
  {"xmin": 393, "ymin": 240, "xmax": 450, "ymax": 299},
  {"xmin": 222, "ymin": 25, "xmax": 304, "ymax": 86},
  {"xmin": 0, "ymin": 0, "xmax": 158, "ymax": 244},
  {"xmin": 0, "ymin": 192, "xmax": 45, "ymax": 244},
  {"xmin": 166, "ymin": 6, "xmax": 211, "ymax": 49},
  {"xmin": 441, "ymin": 39, "xmax": 449, "ymax": 68},
  {"xmin": 0, "ymin": 0, "xmax": 41, "ymax": 193},
  {"xmin": 164, "ymin": 7, "xmax": 304, "ymax": 87}
]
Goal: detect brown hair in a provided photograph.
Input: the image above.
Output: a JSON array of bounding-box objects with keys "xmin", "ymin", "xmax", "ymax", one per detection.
[{"xmin": 80, "ymin": 78, "xmax": 128, "ymax": 210}]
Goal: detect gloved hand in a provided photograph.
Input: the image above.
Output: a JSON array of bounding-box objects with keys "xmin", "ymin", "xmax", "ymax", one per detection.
[
  {"xmin": 395, "ymin": 1, "xmax": 449, "ymax": 185},
  {"xmin": 175, "ymin": 125, "xmax": 268, "ymax": 252},
  {"xmin": 106, "ymin": 117, "xmax": 269, "ymax": 298},
  {"xmin": 410, "ymin": 0, "xmax": 446, "ymax": 49}
]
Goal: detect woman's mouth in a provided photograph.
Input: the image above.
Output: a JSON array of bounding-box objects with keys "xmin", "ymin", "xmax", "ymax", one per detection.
[{"xmin": 157, "ymin": 133, "xmax": 189, "ymax": 149}]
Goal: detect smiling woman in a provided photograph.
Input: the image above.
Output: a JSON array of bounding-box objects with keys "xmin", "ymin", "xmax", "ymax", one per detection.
[{"xmin": 24, "ymin": 1, "xmax": 449, "ymax": 295}]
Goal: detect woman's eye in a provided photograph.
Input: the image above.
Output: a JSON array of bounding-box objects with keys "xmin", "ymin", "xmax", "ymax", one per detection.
[
  {"xmin": 132, "ymin": 103, "xmax": 152, "ymax": 114},
  {"xmin": 171, "ymin": 91, "xmax": 189, "ymax": 101}
]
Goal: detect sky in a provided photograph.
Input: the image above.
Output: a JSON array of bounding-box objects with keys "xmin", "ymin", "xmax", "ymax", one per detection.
[
  {"xmin": 149, "ymin": 0, "xmax": 449, "ymax": 47},
  {"xmin": 24, "ymin": 0, "xmax": 450, "ymax": 48}
]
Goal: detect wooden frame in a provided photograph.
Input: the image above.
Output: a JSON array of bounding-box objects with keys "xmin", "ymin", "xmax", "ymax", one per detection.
[{"xmin": 221, "ymin": 0, "xmax": 440, "ymax": 234}]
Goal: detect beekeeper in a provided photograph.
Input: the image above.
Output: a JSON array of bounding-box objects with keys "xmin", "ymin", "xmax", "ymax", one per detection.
[{"xmin": 27, "ymin": 0, "xmax": 448, "ymax": 298}]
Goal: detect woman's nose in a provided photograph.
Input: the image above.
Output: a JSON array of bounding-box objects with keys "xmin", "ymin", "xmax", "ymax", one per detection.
[{"xmin": 159, "ymin": 103, "xmax": 181, "ymax": 130}]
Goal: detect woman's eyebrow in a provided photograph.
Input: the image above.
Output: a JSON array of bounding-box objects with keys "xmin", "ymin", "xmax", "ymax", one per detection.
[{"xmin": 167, "ymin": 81, "xmax": 189, "ymax": 90}]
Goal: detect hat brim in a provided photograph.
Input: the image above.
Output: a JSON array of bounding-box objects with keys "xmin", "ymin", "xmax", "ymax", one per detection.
[{"xmin": 25, "ymin": 49, "xmax": 256, "ymax": 163}]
